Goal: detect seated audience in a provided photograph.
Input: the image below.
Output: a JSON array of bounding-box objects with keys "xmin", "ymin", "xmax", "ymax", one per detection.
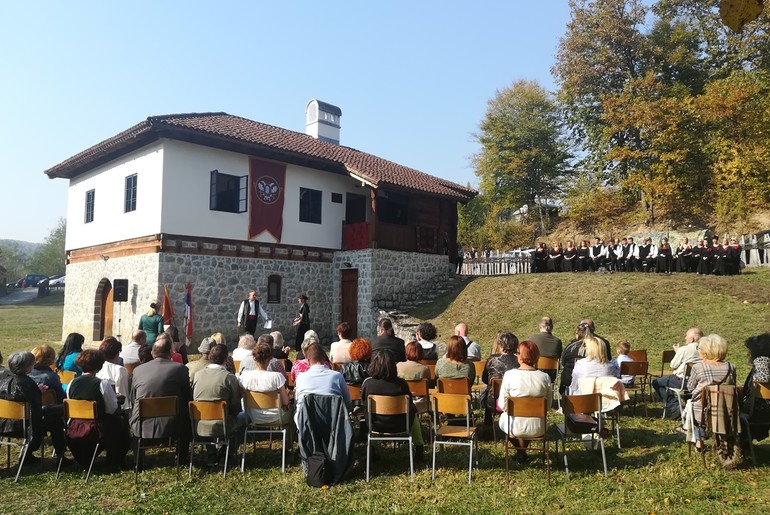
[
  {"xmin": 435, "ymin": 335, "xmax": 476, "ymax": 383},
  {"xmin": 67, "ymin": 349, "xmax": 130, "ymax": 470},
  {"xmin": 291, "ymin": 333, "xmax": 323, "ymax": 382},
  {"xmin": 397, "ymin": 341, "xmax": 431, "ymax": 381},
  {"xmin": 497, "ymin": 340, "xmax": 551, "ymax": 463},
  {"xmin": 232, "ymin": 333, "xmax": 256, "ymax": 362},
  {"xmin": 340, "ymin": 338, "xmax": 372, "ymax": 386},
  {"xmin": 137, "ymin": 345, "xmax": 154, "ymax": 365},
  {"xmin": 652, "ymin": 327, "xmax": 703, "ymax": 420},
  {"xmin": 527, "ymin": 316, "xmax": 563, "ymax": 361},
  {"xmin": 165, "ymin": 326, "xmax": 188, "ymax": 364},
  {"xmin": 29, "ymin": 344, "xmax": 65, "ymax": 402},
  {"xmin": 120, "ymin": 329, "xmax": 146, "ymax": 365},
  {"xmin": 0, "ymin": 352, "xmax": 45, "ymax": 464},
  {"xmin": 614, "ymin": 340, "xmax": 635, "ymax": 386},
  {"xmin": 330, "ymin": 322, "xmax": 354, "ymax": 364},
  {"xmin": 56, "ymin": 332, "xmax": 85, "ymax": 380},
  {"xmin": 96, "ymin": 337, "xmax": 131, "ymax": 409},
  {"xmin": 455, "ymin": 322, "xmax": 481, "ymax": 361},
  {"xmin": 740, "ymin": 333, "xmax": 770, "ymax": 441},
  {"xmin": 568, "ymin": 334, "xmax": 619, "ymax": 395},
  {"xmin": 482, "ymin": 332, "xmax": 519, "ymax": 426},
  {"xmin": 415, "ymin": 322, "xmax": 442, "ymax": 361},
  {"xmin": 294, "ymin": 343, "xmax": 351, "ymax": 409},
  {"xmin": 683, "ymin": 334, "xmax": 736, "ymax": 451},
  {"xmin": 361, "ymin": 350, "xmax": 425, "ymax": 458},
  {"xmin": 270, "ymin": 331, "xmax": 293, "ymax": 371},
  {"xmin": 238, "ymin": 340, "xmax": 292, "ymax": 432},
  {"xmin": 187, "ymin": 337, "xmax": 214, "ymax": 384},
  {"xmin": 371, "ymin": 318, "xmax": 406, "ymax": 363},
  {"xmin": 239, "ymin": 334, "xmax": 285, "ymax": 374}
]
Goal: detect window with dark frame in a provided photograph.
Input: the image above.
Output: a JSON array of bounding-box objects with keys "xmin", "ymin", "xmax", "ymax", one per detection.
[
  {"xmin": 376, "ymin": 192, "xmax": 409, "ymax": 225},
  {"xmin": 210, "ymin": 169, "xmax": 248, "ymax": 213},
  {"xmin": 267, "ymin": 275, "xmax": 281, "ymax": 303},
  {"xmin": 331, "ymin": 192, "xmax": 343, "ymax": 204},
  {"xmin": 124, "ymin": 174, "xmax": 137, "ymax": 213},
  {"xmin": 85, "ymin": 189, "xmax": 95, "ymax": 223},
  {"xmin": 299, "ymin": 187, "xmax": 322, "ymax": 224}
]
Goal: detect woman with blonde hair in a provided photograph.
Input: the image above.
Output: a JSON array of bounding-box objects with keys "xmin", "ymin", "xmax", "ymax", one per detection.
[
  {"xmin": 568, "ymin": 334, "xmax": 619, "ymax": 395},
  {"xmin": 139, "ymin": 302, "xmax": 164, "ymax": 344}
]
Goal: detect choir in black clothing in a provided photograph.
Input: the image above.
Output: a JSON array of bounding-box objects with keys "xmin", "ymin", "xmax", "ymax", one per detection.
[{"xmin": 533, "ymin": 235, "xmax": 742, "ymax": 275}]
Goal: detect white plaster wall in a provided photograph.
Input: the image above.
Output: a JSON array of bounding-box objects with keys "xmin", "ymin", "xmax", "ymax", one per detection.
[
  {"xmin": 160, "ymin": 139, "xmax": 361, "ymax": 248},
  {"xmin": 65, "ymin": 143, "xmax": 164, "ymax": 251}
]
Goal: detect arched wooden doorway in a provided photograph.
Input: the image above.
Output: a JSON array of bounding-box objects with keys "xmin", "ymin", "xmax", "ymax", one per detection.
[{"xmin": 93, "ymin": 278, "xmax": 113, "ymax": 341}]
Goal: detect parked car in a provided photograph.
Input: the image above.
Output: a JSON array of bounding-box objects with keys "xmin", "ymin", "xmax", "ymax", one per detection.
[
  {"xmin": 7, "ymin": 278, "xmax": 24, "ymax": 288},
  {"xmin": 49, "ymin": 275, "xmax": 65, "ymax": 287},
  {"xmin": 22, "ymin": 274, "xmax": 49, "ymax": 287}
]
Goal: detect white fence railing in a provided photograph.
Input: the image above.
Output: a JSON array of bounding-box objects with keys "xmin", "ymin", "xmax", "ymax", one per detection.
[
  {"xmin": 741, "ymin": 234, "xmax": 770, "ymax": 267},
  {"xmin": 460, "ymin": 253, "xmax": 531, "ymax": 276}
]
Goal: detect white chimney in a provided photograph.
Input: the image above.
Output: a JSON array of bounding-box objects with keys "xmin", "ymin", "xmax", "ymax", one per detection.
[{"xmin": 305, "ymin": 99, "xmax": 342, "ymax": 144}]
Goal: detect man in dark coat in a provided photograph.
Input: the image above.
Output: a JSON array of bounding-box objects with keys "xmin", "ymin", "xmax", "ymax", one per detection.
[{"xmin": 370, "ymin": 318, "xmax": 406, "ymax": 363}]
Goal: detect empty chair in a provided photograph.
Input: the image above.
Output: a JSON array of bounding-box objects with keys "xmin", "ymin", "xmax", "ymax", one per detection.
[
  {"xmin": 555, "ymin": 393, "xmax": 608, "ymax": 478},
  {"xmin": 365, "ymin": 394, "xmax": 414, "ymax": 481},
  {"xmin": 134, "ymin": 396, "xmax": 180, "ymax": 483},
  {"xmin": 0, "ymin": 399, "xmax": 33, "ymax": 483},
  {"xmin": 431, "ymin": 393, "xmax": 477, "ymax": 483},
  {"xmin": 188, "ymin": 400, "xmax": 231, "ymax": 478}
]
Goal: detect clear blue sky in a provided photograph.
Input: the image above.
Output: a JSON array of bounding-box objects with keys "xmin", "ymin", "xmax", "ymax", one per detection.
[{"xmin": 0, "ymin": 1, "xmax": 572, "ymax": 243}]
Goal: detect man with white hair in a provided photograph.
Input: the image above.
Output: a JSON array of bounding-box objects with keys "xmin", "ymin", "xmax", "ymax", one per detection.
[
  {"xmin": 527, "ymin": 316, "xmax": 563, "ymax": 360},
  {"xmin": 652, "ymin": 327, "xmax": 704, "ymax": 420}
]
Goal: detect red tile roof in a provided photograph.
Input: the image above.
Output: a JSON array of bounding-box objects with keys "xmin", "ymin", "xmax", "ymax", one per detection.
[{"xmin": 45, "ymin": 112, "xmax": 476, "ymax": 202}]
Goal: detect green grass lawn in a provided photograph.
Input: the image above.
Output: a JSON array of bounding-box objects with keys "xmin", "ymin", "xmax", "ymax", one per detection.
[{"xmin": 1, "ymin": 273, "xmax": 770, "ymax": 513}]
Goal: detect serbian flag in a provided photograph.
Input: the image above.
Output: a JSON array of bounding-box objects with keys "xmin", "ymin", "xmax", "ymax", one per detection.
[
  {"xmin": 184, "ymin": 283, "xmax": 193, "ymax": 340},
  {"xmin": 249, "ymin": 157, "xmax": 286, "ymax": 241},
  {"xmin": 161, "ymin": 284, "xmax": 174, "ymax": 325}
]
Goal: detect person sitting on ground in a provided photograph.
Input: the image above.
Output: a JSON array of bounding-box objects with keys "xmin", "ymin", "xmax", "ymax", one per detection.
[
  {"xmin": 482, "ymin": 332, "xmax": 519, "ymax": 428},
  {"xmin": 740, "ymin": 333, "xmax": 770, "ymax": 442},
  {"xmin": 294, "ymin": 343, "xmax": 351, "ymax": 410},
  {"xmin": 232, "ymin": 333, "xmax": 256, "ymax": 362},
  {"xmin": 238, "ymin": 340, "xmax": 293, "ymax": 436},
  {"xmin": 682, "ymin": 334, "xmax": 736, "ymax": 451},
  {"xmin": 652, "ymin": 327, "xmax": 703, "ymax": 420},
  {"xmin": 497, "ymin": 340, "xmax": 551, "ymax": 464},
  {"xmin": 370, "ymin": 318, "xmax": 406, "ymax": 363},
  {"xmin": 454, "ymin": 322, "xmax": 481, "ymax": 361},
  {"xmin": 67, "ymin": 349, "xmax": 130, "ymax": 470},
  {"xmin": 435, "ymin": 335, "xmax": 476, "ymax": 384},
  {"xmin": 120, "ymin": 329, "xmax": 146, "ymax": 366},
  {"xmin": 614, "ymin": 341, "xmax": 635, "ymax": 387},
  {"xmin": 187, "ymin": 337, "xmax": 214, "ymax": 384},
  {"xmin": 27, "ymin": 346, "xmax": 67, "ymax": 463},
  {"xmin": 56, "ymin": 332, "xmax": 85, "ymax": 380},
  {"xmin": 568, "ymin": 334, "xmax": 619, "ymax": 396},
  {"xmin": 96, "ymin": 336, "xmax": 131, "ymax": 410},
  {"xmin": 415, "ymin": 322, "xmax": 443, "ymax": 361},
  {"xmin": 340, "ymin": 338, "xmax": 372, "ymax": 386},
  {"xmin": 192, "ymin": 344, "xmax": 243, "ymax": 458},
  {"xmin": 330, "ymin": 322, "xmax": 354, "ymax": 364},
  {"xmin": 361, "ymin": 350, "xmax": 426, "ymax": 459}
]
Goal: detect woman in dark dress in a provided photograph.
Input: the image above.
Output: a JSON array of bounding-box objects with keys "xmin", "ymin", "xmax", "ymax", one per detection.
[
  {"xmin": 740, "ymin": 333, "xmax": 770, "ymax": 442},
  {"xmin": 694, "ymin": 240, "xmax": 711, "ymax": 275},
  {"xmin": 727, "ymin": 238, "xmax": 742, "ymax": 275},
  {"xmin": 292, "ymin": 295, "xmax": 311, "ymax": 351},
  {"xmin": 361, "ymin": 350, "xmax": 425, "ymax": 457},
  {"xmin": 576, "ymin": 240, "xmax": 591, "ymax": 272},
  {"xmin": 481, "ymin": 332, "xmax": 520, "ymax": 429},
  {"xmin": 674, "ymin": 237, "xmax": 692, "ymax": 273},
  {"xmin": 66, "ymin": 350, "xmax": 130, "ymax": 470},
  {"xmin": 29, "ymin": 345, "xmax": 67, "ymax": 461},
  {"xmin": 546, "ymin": 242, "xmax": 563, "ymax": 273},
  {"xmin": 532, "ymin": 243, "xmax": 547, "ymax": 273},
  {"xmin": 712, "ymin": 238, "xmax": 729, "ymax": 275},
  {"xmin": 656, "ymin": 237, "xmax": 673, "ymax": 274},
  {"xmin": 562, "ymin": 240, "xmax": 577, "ymax": 272}
]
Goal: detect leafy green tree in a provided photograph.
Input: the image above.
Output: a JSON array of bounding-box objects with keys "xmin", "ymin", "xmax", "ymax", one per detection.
[
  {"xmin": 28, "ymin": 218, "xmax": 66, "ymax": 276},
  {"xmin": 473, "ymin": 79, "xmax": 572, "ymax": 236},
  {"xmin": 0, "ymin": 245, "xmax": 26, "ymax": 283}
]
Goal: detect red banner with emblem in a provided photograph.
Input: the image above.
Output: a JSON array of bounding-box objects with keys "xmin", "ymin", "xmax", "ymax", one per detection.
[{"xmin": 249, "ymin": 158, "xmax": 286, "ymax": 241}]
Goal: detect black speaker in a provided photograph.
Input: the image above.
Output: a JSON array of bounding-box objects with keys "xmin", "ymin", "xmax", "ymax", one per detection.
[{"xmin": 113, "ymin": 279, "xmax": 129, "ymax": 302}]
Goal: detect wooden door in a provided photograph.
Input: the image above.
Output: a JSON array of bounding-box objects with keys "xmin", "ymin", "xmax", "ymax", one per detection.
[
  {"xmin": 94, "ymin": 279, "xmax": 113, "ymax": 341},
  {"xmin": 340, "ymin": 269, "xmax": 358, "ymax": 338},
  {"xmin": 103, "ymin": 287, "xmax": 114, "ymax": 338}
]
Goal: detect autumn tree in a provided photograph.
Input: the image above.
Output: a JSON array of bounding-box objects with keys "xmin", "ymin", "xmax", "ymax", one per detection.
[{"xmin": 473, "ymin": 79, "xmax": 572, "ymax": 237}]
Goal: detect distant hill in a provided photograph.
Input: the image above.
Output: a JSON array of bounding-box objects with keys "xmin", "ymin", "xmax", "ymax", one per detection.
[{"xmin": 0, "ymin": 240, "xmax": 41, "ymax": 259}]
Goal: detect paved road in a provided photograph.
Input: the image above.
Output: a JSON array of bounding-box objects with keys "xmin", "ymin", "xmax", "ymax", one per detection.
[{"xmin": 0, "ymin": 287, "xmax": 42, "ymax": 306}]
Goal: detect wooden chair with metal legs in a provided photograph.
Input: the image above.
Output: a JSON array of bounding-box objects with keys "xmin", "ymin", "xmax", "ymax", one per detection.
[
  {"xmin": 123, "ymin": 363, "xmax": 139, "ymax": 376},
  {"xmin": 664, "ymin": 362, "xmax": 695, "ymax": 421},
  {"xmin": 40, "ymin": 389, "xmax": 58, "ymax": 464},
  {"xmin": 537, "ymin": 356, "xmax": 560, "ymax": 409},
  {"xmin": 0, "ymin": 399, "xmax": 33, "ymax": 483},
  {"xmin": 134, "ymin": 396, "xmax": 180, "ymax": 483},
  {"xmin": 554, "ymin": 393, "xmax": 608, "ymax": 478},
  {"xmin": 366, "ymin": 394, "xmax": 414, "ymax": 482},
  {"xmin": 741, "ymin": 381, "xmax": 770, "ymax": 466},
  {"xmin": 620, "ymin": 361, "xmax": 650, "ymax": 416},
  {"xmin": 188, "ymin": 400, "xmax": 231, "ymax": 478},
  {"xmin": 437, "ymin": 377, "xmax": 471, "ymax": 395},
  {"xmin": 56, "ymin": 399, "xmax": 100, "ymax": 482},
  {"xmin": 241, "ymin": 390, "xmax": 289, "ymax": 473},
  {"xmin": 648, "ymin": 349, "xmax": 676, "ymax": 401},
  {"xmin": 431, "ymin": 393, "xmax": 477, "ymax": 484},
  {"xmin": 471, "ymin": 361, "xmax": 486, "ymax": 406},
  {"xmin": 503, "ymin": 396, "xmax": 550, "ymax": 484},
  {"xmin": 626, "ymin": 349, "xmax": 648, "ymax": 363},
  {"xmin": 489, "ymin": 378, "xmax": 503, "ymax": 445},
  {"xmin": 56, "ymin": 369, "xmax": 76, "ymax": 387}
]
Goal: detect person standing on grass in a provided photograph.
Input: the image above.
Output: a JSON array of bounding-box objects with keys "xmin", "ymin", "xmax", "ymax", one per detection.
[{"xmin": 652, "ymin": 327, "xmax": 703, "ymax": 420}]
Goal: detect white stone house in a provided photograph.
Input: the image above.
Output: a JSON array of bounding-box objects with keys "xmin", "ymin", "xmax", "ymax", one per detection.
[{"xmin": 45, "ymin": 100, "xmax": 476, "ymax": 345}]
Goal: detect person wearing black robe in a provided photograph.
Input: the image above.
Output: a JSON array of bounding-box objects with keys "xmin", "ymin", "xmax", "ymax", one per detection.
[
  {"xmin": 562, "ymin": 241, "xmax": 577, "ymax": 272},
  {"xmin": 546, "ymin": 243, "xmax": 563, "ymax": 273},
  {"xmin": 674, "ymin": 238, "xmax": 692, "ymax": 273},
  {"xmin": 711, "ymin": 237, "xmax": 728, "ymax": 275},
  {"xmin": 576, "ymin": 240, "xmax": 591, "ymax": 272},
  {"xmin": 727, "ymin": 239, "xmax": 742, "ymax": 275},
  {"xmin": 533, "ymin": 243, "xmax": 548, "ymax": 273},
  {"xmin": 694, "ymin": 240, "xmax": 711, "ymax": 275},
  {"xmin": 655, "ymin": 238, "xmax": 673, "ymax": 274}
]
